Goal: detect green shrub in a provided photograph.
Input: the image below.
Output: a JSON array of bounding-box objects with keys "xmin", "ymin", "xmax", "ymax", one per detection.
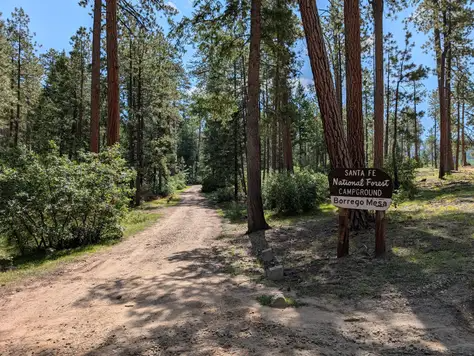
[
  {"xmin": 384, "ymin": 159, "xmax": 418, "ymax": 201},
  {"xmin": 0, "ymin": 144, "xmax": 135, "ymax": 255},
  {"xmin": 209, "ymin": 186, "xmax": 235, "ymax": 203},
  {"xmin": 201, "ymin": 175, "xmax": 226, "ymax": 193},
  {"xmin": 263, "ymin": 169, "xmax": 328, "ymax": 214},
  {"xmin": 170, "ymin": 171, "xmax": 187, "ymax": 191}
]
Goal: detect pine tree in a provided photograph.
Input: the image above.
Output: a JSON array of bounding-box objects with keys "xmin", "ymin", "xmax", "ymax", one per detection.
[
  {"xmin": 246, "ymin": 0, "xmax": 269, "ymax": 234},
  {"xmin": 6, "ymin": 8, "xmax": 42, "ymax": 147},
  {"xmin": 106, "ymin": 0, "xmax": 120, "ymax": 146}
]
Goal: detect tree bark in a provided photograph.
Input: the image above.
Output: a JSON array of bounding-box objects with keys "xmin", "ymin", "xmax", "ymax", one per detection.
[
  {"xmin": 434, "ymin": 116, "xmax": 438, "ymax": 169},
  {"xmin": 455, "ymin": 86, "xmax": 460, "ymax": 171},
  {"xmin": 106, "ymin": 0, "xmax": 120, "ymax": 146},
  {"xmin": 299, "ymin": 0, "xmax": 351, "ymax": 169},
  {"xmin": 15, "ymin": 30, "xmax": 21, "ymax": 147},
  {"xmin": 393, "ymin": 78, "xmax": 402, "ymax": 189},
  {"xmin": 461, "ymin": 100, "xmax": 466, "ymax": 166},
  {"xmin": 384, "ymin": 48, "xmax": 390, "ymax": 158},
  {"xmin": 373, "ymin": 0, "xmax": 384, "ymax": 169},
  {"xmin": 90, "ymin": 0, "xmax": 101, "ymax": 153},
  {"xmin": 77, "ymin": 40, "xmax": 85, "ymax": 154},
  {"xmin": 344, "ymin": 0, "xmax": 364, "ymax": 168},
  {"xmin": 246, "ymin": 0, "xmax": 269, "ymax": 233},
  {"xmin": 282, "ymin": 79, "xmax": 293, "ymax": 172},
  {"xmin": 413, "ymin": 80, "xmax": 419, "ymax": 163},
  {"xmin": 135, "ymin": 54, "xmax": 143, "ymax": 205},
  {"xmin": 434, "ymin": 5, "xmax": 447, "ymax": 178},
  {"xmin": 299, "ymin": 0, "xmax": 352, "ymax": 255},
  {"xmin": 446, "ymin": 44, "xmax": 453, "ymax": 171}
]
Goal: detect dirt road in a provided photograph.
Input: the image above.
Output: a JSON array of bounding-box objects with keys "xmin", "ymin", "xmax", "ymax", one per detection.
[{"xmin": 1, "ymin": 186, "xmax": 473, "ymax": 355}]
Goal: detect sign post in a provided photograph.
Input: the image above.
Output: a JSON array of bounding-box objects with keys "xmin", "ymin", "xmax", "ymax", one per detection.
[{"xmin": 328, "ymin": 168, "xmax": 393, "ymax": 257}]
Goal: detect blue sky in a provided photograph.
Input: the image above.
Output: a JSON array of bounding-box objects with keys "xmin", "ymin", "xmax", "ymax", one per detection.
[{"xmin": 0, "ymin": 0, "xmax": 435, "ymax": 136}]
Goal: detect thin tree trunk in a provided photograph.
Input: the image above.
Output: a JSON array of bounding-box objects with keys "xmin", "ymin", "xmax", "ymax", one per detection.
[
  {"xmin": 373, "ymin": 0, "xmax": 384, "ymax": 169},
  {"xmin": 128, "ymin": 36, "xmax": 135, "ymax": 167},
  {"xmin": 15, "ymin": 31, "xmax": 21, "ymax": 147},
  {"xmin": 90, "ymin": 0, "xmax": 101, "ymax": 153},
  {"xmin": 272, "ymin": 62, "xmax": 279, "ymax": 171},
  {"xmin": 106, "ymin": 0, "xmax": 120, "ymax": 146},
  {"xmin": 246, "ymin": 0, "xmax": 269, "ymax": 234},
  {"xmin": 462, "ymin": 100, "xmax": 466, "ymax": 166},
  {"xmin": 434, "ymin": 117, "xmax": 438, "ymax": 168},
  {"xmin": 455, "ymin": 86, "xmax": 460, "ymax": 171},
  {"xmin": 434, "ymin": 8, "xmax": 447, "ymax": 178},
  {"xmin": 446, "ymin": 45, "xmax": 453, "ymax": 171},
  {"xmin": 9, "ymin": 54, "xmax": 14, "ymax": 142},
  {"xmin": 282, "ymin": 79, "xmax": 293, "ymax": 172},
  {"xmin": 384, "ymin": 48, "xmax": 390, "ymax": 158},
  {"xmin": 233, "ymin": 62, "xmax": 239, "ymax": 200},
  {"xmin": 393, "ymin": 78, "xmax": 401, "ymax": 189},
  {"xmin": 135, "ymin": 53, "xmax": 143, "ymax": 205},
  {"xmin": 77, "ymin": 42, "xmax": 85, "ymax": 154},
  {"xmin": 413, "ymin": 80, "xmax": 419, "ymax": 163},
  {"xmin": 195, "ymin": 119, "xmax": 202, "ymax": 180}
]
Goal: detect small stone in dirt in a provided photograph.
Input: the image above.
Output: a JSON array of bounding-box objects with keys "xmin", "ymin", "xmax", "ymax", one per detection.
[
  {"xmin": 116, "ymin": 295, "xmax": 122, "ymax": 300},
  {"xmin": 261, "ymin": 248, "xmax": 274, "ymax": 262},
  {"xmin": 125, "ymin": 304, "xmax": 134, "ymax": 307},
  {"xmin": 343, "ymin": 317, "xmax": 366, "ymax": 323},
  {"xmin": 271, "ymin": 293, "xmax": 289, "ymax": 309},
  {"xmin": 266, "ymin": 265, "xmax": 284, "ymax": 281}
]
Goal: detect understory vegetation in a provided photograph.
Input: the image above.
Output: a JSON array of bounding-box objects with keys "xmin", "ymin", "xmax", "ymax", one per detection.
[
  {"xmin": 216, "ymin": 168, "xmax": 474, "ymax": 317},
  {"xmin": 0, "ymin": 145, "xmax": 134, "ymax": 255}
]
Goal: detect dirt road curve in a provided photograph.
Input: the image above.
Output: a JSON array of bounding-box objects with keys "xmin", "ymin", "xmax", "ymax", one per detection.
[{"xmin": 1, "ymin": 186, "xmax": 473, "ymax": 355}]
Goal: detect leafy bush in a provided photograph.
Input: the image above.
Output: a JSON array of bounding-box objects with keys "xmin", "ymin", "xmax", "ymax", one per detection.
[
  {"xmin": 209, "ymin": 186, "xmax": 235, "ymax": 204},
  {"xmin": 0, "ymin": 144, "xmax": 135, "ymax": 255},
  {"xmin": 170, "ymin": 171, "xmax": 187, "ymax": 191},
  {"xmin": 263, "ymin": 169, "xmax": 328, "ymax": 214},
  {"xmin": 384, "ymin": 159, "xmax": 418, "ymax": 201},
  {"xmin": 201, "ymin": 175, "xmax": 227, "ymax": 193}
]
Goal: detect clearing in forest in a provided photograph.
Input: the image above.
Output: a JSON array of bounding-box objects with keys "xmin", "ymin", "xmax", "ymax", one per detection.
[{"xmin": 1, "ymin": 173, "xmax": 474, "ymax": 355}]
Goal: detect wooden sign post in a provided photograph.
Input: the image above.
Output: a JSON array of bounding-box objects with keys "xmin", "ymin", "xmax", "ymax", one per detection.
[{"xmin": 328, "ymin": 168, "xmax": 393, "ymax": 258}]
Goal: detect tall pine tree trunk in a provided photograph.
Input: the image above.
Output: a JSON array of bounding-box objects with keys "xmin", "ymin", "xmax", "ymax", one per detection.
[
  {"xmin": 135, "ymin": 54, "xmax": 143, "ymax": 205},
  {"xmin": 384, "ymin": 49, "xmax": 391, "ymax": 158},
  {"xmin": 282, "ymin": 78, "xmax": 293, "ymax": 172},
  {"xmin": 446, "ymin": 45, "xmax": 453, "ymax": 171},
  {"xmin": 9, "ymin": 54, "xmax": 14, "ymax": 142},
  {"xmin": 15, "ymin": 33, "xmax": 21, "ymax": 147},
  {"xmin": 90, "ymin": 0, "xmax": 101, "ymax": 153},
  {"xmin": 434, "ymin": 117, "xmax": 438, "ymax": 169},
  {"xmin": 299, "ymin": 0, "xmax": 351, "ymax": 168},
  {"xmin": 77, "ymin": 44, "xmax": 85, "ymax": 154},
  {"xmin": 455, "ymin": 86, "xmax": 460, "ymax": 171},
  {"xmin": 344, "ymin": 0, "xmax": 367, "ymax": 230},
  {"xmin": 373, "ymin": 0, "xmax": 384, "ymax": 169},
  {"xmin": 344, "ymin": 0, "xmax": 364, "ymax": 168},
  {"xmin": 434, "ymin": 3, "xmax": 447, "ymax": 178},
  {"xmin": 246, "ymin": 0, "xmax": 269, "ymax": 234},
  {"xmin": 414, "ymin": 81, "xmax": 419, "ymax": 163},
  {"xmin": 106, "ymin": 0, "xmax": 120, "ymax": 146},
  {"xmin": 393, "ymin": 79, "xmax": 401, "ymax": 189},
  {"xmin": 462, "ymin": 100, "xmax": 466, "ymax": 166},
  {"xmin": 299, "ymin": 0, "xmax": 352, "ymax": 257}
]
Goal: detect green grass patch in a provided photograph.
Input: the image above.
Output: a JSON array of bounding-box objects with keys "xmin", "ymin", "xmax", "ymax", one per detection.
[
  {"xmin": 122, "ymin": 210, "xmax": 161, "ymax": 237},
  {"xmin": 256, "ymin": 294, "xmax": 273, "ymax": 306}
]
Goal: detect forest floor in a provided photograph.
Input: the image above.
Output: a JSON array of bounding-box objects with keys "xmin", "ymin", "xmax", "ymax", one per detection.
[{"xmin": 1, "ymin": 175, "xmax": 474, "ymax": 355}]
